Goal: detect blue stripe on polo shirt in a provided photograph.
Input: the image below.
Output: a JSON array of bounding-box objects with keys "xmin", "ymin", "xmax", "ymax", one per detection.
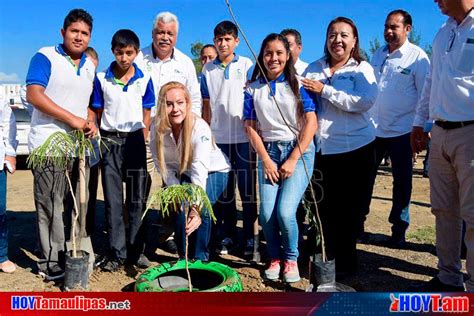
[
  {"xmin": 259, "ymin": 73, "xmax": 286, "ymax": 96},
  {"xmin": 213, "ymin": 54, "xmax": 240, "ymax": 80},
  {"xmin": 243, "ymin": 91, "xmax": 256, "ymax": 121},
  {"xmin": 247, "ymin": 65, "xmax": 255, "ymax": 81},
  {"xmin": 55, "ymin": 44, "xmax": 88, "ymax": 76},
  {"xmin": 26, "ymin": 53, "xmax": 51, "ymax": 88},
  {"xmin": 104, "ymin": 62, "xmax": 145, "ymax": 92},
  {"xmin": 300, "ymin": 87, "xmax": 317, "ymax": 113},
  {"xmin": 200, "ymin": 74, "xmax": 210, "ymax": 99},
  {"xmin": 91, "ymin": 75, "xmax": 104, "ymax": 109},
  {"xmin": 142, "ymin": 78, "xmax": 156, "ymax": 109}
]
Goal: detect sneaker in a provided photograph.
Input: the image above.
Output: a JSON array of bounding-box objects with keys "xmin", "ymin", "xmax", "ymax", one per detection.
[
  {"xmin": 219, "ymin": 238, "xmax": 234, "ymax": 255},
  {"xmin": 282, "ymin": 260, "xmax": 300, "ymax": 283},
  {"xmin": 39, "ymin": 265, "xmax": 64, "ymax": 281},
  {"xmin": 0, "ymin": 260, "xmax": 16, "ymax": 273},
  {"xmin": 244, "ymin": 238, "xmax": 254, "ymax": 256},
  {"xmin": 264, "ymin": 259, "xmax": 281, "ymax": 280},
  {"xmin": 135, "ymin": 254, "xmax": 151, "ymax": 268},
  {"xmin": 164, "ymin": 238, "xmax": 178, "ymax": 254},
  {"xmin": 410, "ymin": 276, "xmax": 464, "ymax": 292},
  {"xmin": 101, "ymin": 258, "xmax": 124, "ymax": 272}
]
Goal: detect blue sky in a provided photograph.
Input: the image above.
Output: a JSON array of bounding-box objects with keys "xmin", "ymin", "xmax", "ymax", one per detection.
[{"xmin": 0, "ymin": 0, "xmax": 445, "ymax": 83}]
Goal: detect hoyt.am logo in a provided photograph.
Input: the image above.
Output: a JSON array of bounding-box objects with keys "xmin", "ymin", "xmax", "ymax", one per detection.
[{"xmin": 390, "ymin": 293, "xmax": 469, "ymax": 313}]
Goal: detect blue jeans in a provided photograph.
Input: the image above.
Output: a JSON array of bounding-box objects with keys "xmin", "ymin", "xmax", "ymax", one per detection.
[
  {"xmin": 0, "ymin": 170, "xmax": 8, "ymax": 263},
  {"xmin": 175, "ymin": 171, "xmax": 229, "ymax": 261},
  {"xmin": 215, "ymin": 143, "xmax": 257, "ymax": 242},
  {"xmin": 259, "ymin": 141, "xmax": 315, "ymax": 261}
]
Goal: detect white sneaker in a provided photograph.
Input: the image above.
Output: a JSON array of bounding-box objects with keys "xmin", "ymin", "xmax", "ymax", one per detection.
[{"xmin": 219, "ymin": 238, "xmax": 233, "ymax": 255}]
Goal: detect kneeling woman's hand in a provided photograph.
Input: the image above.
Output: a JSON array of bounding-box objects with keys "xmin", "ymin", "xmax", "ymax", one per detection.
[{"xmin": 185, "ymin": 205, "xmax": 202, "ymax": 236}]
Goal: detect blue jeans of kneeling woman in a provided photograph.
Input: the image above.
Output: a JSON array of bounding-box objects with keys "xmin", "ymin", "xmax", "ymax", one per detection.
[
  {"xmin": 175, "ymin": 171, "xmax": 229, "ymax": 261},
  {"xmin": 259, "ymin": 141, "xmax": 315, "ymax": 262}
]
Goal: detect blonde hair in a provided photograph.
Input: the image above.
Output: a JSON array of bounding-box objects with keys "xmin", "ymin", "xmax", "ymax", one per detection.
[{"xmin": 154, "ymin": 81, "xmax": 194, "ymax": 183}]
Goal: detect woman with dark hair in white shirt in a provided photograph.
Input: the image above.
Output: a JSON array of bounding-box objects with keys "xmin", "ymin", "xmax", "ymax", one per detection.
[{"xmin": 302, "ymin": 17, "xmax": 378, "ymax": 290}]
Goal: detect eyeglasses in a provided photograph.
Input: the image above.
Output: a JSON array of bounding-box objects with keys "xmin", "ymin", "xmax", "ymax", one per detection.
[{"xmin": 447, "ymin": 29, "xmax": 456, "ymax": 53}]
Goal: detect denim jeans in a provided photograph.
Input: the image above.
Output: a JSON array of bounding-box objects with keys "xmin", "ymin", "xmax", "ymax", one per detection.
[
  {"xmin": 175, "ymin": 171, "xmax": 229, "ymax": 261},
  {"xmin": 0, "ymin": 170, "xmax": 8, "ymax": 263},
  {"xmin": 259, "ymin": 141, "xmax": 315, "ymax": 261}
]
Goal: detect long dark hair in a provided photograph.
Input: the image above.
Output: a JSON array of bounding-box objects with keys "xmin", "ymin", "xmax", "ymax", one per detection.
[
  {"xmin": 324, "ymin": 17, "xmax": 364, "ymax": 64},
  {"xmin": 250, "ymin": 33, "xmax": 304, "ymax": 125}
]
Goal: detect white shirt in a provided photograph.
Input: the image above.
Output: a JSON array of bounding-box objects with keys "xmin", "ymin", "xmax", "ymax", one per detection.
[
  {"xmin": 370, "ymin": 40, "xmax": 430, "ymax": 137},
  {"xmin": 201, "ymin": 55, "xmax": 253, "ymax": 144},
  {"xmin": 150, "ymin": 116, "xmax": 230, "ymax": 190},
  {"xmin": 304, "ymin": 58, "xmax": 378, "ymax": 154},
  {"xmin": 414, "ymin": 9, "xmax": 474, "ymax": 126},
  {"xmin": 294, "ymin": 58, "xmax": 309, "ymax": 75},
  {"xmin": 136, "ymin": 45, "xmax": 202, "ymax": 117},
  {"xmin": 91, "ymin": 62, "xmax": 155, "ymax": 132},
  {"xmin": 243, "ymin": 74, "xmax": 316, "ymax": 141},
  {"xmin": 0, "ymin": 90, "xmax": 17, "ymax": 168},
  {"xmin": 26, "ymin": 45, "xmax": 95, "ymax": 151}
]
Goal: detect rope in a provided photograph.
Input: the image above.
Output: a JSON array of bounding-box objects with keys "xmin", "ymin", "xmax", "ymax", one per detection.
[{"xmin": 224, "ymin": 0, "xmax": 327, "ymax": 261}]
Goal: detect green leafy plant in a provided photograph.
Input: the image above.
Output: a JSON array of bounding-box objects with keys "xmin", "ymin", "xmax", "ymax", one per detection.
[
  {"xmin": 27, "ymin": 130, "xmax": 98, "ymax": 258},
  {"xmin": 144, "ymin": 183, "xmax": 215, "ymax": 292}
]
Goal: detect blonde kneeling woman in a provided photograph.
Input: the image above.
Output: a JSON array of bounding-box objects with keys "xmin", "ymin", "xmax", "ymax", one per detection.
[{"xmin": 150, "ymin": 81, "xmax": 230, "ymax": 261}]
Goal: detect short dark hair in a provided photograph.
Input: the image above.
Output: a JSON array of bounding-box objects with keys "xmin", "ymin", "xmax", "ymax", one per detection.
[
  {"xmin": 280, "ymin": 28, "xmax": 302, "ymax": 46},
  {"xmin": 200, "ymin": 44, "xmax": 217, "ymax": 56},
  {"xmin": 214, "ymin": 20, "xmax": 238, "ymax": 38},
  {"xmin": 63, "ymin": 9, "xmax": 93, "ymax": 32},
  {"xmin": 111, "ymin": 29, "xmax": 140, "ymax": 51},
  {"xmin": 387, "ymin": 9, "xmax": 412, "ymax": 26}
]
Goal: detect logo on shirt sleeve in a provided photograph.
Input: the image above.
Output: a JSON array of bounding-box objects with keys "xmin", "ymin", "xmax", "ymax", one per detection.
[{"xmin": 200, "ymin": 136, "xmax": 210, "ymax": 143}]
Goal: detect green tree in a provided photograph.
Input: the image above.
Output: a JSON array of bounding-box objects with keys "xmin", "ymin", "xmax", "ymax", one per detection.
[
  {"xmin": 190, "ymin": 41, "xmax": 204, "ymax": 74},
  {"xmin": 408, "ymin": 26, "xmax": 422, "ymax": 46},
  {"xmin": 369, "ymin": 38, "xmax": 382, "ymax": 57}
]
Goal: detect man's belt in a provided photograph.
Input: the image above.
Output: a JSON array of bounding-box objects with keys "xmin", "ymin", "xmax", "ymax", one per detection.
[
  {"xmin": 434, "ymin": 120, "xmax": 474, "ymax": 130},
  {"xmin": 100, "ymin": 129, "xmax": 131, "ymax": 138}
]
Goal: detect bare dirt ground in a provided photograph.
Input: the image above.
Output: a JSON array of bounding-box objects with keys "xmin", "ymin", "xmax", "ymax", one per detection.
[{"xmin": 1, "ymin": 152, "xmax": 453, "ymax": 292}]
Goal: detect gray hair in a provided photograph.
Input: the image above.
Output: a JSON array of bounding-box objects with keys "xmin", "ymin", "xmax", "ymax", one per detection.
[{"xmin": 152, "ymin": 12, "xmax": 179, "ymax": 33}]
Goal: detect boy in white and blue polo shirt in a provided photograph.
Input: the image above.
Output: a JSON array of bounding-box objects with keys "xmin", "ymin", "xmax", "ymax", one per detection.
[
  {"xmin": 201, "ymin": 20, "xmax": 256, "ymax": 257},
  {"xmin": 26, "ymin": 9, "xmax": 96, "ymax": 281},
  {"xmin": 91, "ymin": 29, "xmax": 155, "ymax": 271}
]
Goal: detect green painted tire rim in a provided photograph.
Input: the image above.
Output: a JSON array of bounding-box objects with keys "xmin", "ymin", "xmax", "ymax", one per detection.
[{"xmin": 135, "ymin": 260, "xmax": 243, "ymax": 292}]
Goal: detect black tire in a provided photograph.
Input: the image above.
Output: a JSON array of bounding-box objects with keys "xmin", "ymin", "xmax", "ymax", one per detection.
[{"xmin": 135, "ymin": 260, "xmax": 242, "ymax": 292}]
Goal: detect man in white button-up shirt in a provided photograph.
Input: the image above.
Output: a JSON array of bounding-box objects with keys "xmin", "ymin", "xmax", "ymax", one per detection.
[
  {"xmin": 365, "ymin": 10, "xmax": 430, "ymax": 247},
  {"xmin": 411, "ymin": 0, "xmax": 474, "ymax": 292},
  {"xmin": 135, "ymin": 12, "xmax": 203, "ymax": 254},
  {"xmin": 137, "ymin": 12, "xmax": 202, "ymax": 117}
]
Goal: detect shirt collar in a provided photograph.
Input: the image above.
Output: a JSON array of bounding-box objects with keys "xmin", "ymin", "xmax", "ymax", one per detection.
[
  {"xmin": 447, "ymin": 8, "xmax": 474, "ymax": 27},
  {"xmin": 259, "ymin": 72, "xmax": 286, "ymax": 84},
  {"xmin": 213, "ymin": 54, "xmax": 240, "ymax": 66},
  {"xmin": 55, "ymin": 44, "xmax": 87, "ymax": 72},
  {"xmin": 152, "ymin": 45, "xmax": 176, "ymax": 61},
  {"xmin": 384, "ymin": 39, "xmax": 410, "ymax": 56},
  {"xmin": 105, "ymin": 62, "xmax": 144, "ymax": 83}
]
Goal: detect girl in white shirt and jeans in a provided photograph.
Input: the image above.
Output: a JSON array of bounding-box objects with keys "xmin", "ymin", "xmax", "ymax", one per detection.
[{"xmin": 244, "ymin": 33, "xmax": 318, "ymax": 283}]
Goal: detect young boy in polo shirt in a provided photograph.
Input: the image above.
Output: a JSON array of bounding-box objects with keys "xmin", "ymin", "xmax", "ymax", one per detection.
[
  {"xmin": 201, "ymin": 21, "xmax": 256, "ymax": 257},
  {"xmin": 26, "ymin": 9, "xmax": 97, "ymax": 281},
  {"xmin": 91, "ymin": 29, "xmax": 155, "ymax": 271}
]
